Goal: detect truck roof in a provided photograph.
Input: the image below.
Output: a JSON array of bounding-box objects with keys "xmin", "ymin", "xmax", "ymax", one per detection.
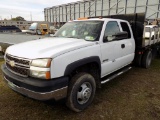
[{"xmin": 73, "ymin": 18, "xmax": 128, "ymax": 22}]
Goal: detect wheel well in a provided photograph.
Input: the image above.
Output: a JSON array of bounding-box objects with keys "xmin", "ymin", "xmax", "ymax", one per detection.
[{"xmin": 70, "ymin": 62, "xmax": 101, "ymax": 88}]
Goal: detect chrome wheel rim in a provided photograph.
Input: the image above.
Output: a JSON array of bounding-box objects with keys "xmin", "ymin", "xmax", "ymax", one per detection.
[{"xmin": 77, "ymin": 82, "xmax": 92, "ymax": 105}]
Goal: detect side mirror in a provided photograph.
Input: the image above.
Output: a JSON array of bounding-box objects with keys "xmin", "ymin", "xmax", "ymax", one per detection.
[
  {"xmin": 104, "ymin": 31, "xmax": 128, "ymax": 42},
  {"xmin": 112, "ymin": 31, "xmax": 128, "ymax": 40}
]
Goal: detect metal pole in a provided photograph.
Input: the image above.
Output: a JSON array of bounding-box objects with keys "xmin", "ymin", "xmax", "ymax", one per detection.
[
  {"xmin": 51, "ymin": 8, "xmax": 52, "ymax": 22},
  {"xmin": 157, "ymin": 0, "xmax": 160, "ymax": 18},
  {"xmin": 84, "ymin": 1, "xmax": 96, "ymax": 17},
  {"xmin": 66, "ymin": 5, "xmax": 67, "ymax": 22},
  {"xmin": 55, "ymin": 8, "xmax": 57, "ymax": 24},
  {"xmin": 59, "ymin": 6, "xmax": 60, "ymax": 24},
  {"xmin": 116, "ymin": 0, "xmax": 118, "ymax": 14},
  {"xmin": 101, "ymin": 0, "xmax": 103, "ymax": 16},
  {"xmin": 134, "ymin": 0, "xmax": 137, "ymax": 13},
  {"xmin": 147, "ymin": 12, "xmax": 157, "ymax": 19},
  {"xmin": 44, "ymin": 9, "xmax": 46, "ymax": 21},
  {"xmin": 124, "ymin": 0, "xmax": 127, "ymax": 14},
  {"xmin": 110, "ymin": 0, "xmax": 121, "ymax": 9},
  {"xmin": 43, "ymin": 9, "xmax": 46, "ymax": 21},
  {"xmin": 52, "ymin": 8, "xmax": 54, "ymax": 23},
  {"xmin": 46, "ymin": 10, "xmax": 48, "ymax": 21},
  {"xmin": 108, "ymin": 0, "xmax": 110, "ymax": 15},
  {"xmin": 145, "ymin": 0, "xmax": 149, "ymax": 18},
  {"xmin": 74, "ymin": 4, "xmax": 75, "ymax": 20},
  {"xmin": 62, "ymin": 6, "xmax": 64, "ymax": 23},
  {"xmin": 89, "ymin": 1, "xmax": 91, "ymax": 17},
  {"xmin": 84, "ymin": 2, "xmax": 85, "ymax": 17},
  {"xmin": 79, "ymin": 2, "xmax": 80, "ymax": 18},
  {"xmin": 95, "ymin": 0, "xmax": 97, "ymax": 16},
  {"xmin": 70, "ymin": 4, "xmax": 71, "ymax": 20}
]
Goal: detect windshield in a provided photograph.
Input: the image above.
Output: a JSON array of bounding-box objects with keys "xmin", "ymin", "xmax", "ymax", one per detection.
[
  {"xmin": 54, "ymin": 21, "xmax": 104, "ymax": 41},
  {"xmin": 29, "ymin": 23, "xmax": 38, "ymax": 30}
]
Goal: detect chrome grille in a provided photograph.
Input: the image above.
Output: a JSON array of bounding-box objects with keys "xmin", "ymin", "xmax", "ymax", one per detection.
[
  {"xmin": 6, "ymin": 63, "xmax": 29, "ymax": 76},
  {"xmin": 6, "ymin": 54, "xmax": 30, "ymax": 66},
  {"xmin": 5, "ymin": 54, "xmax": 31, "ymax": 77}
]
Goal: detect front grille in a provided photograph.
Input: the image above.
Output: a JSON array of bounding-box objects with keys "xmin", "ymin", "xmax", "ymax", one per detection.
[
  {"xmin": 5, "ymin": 54, "xmax": 31, "ymax": 77},
  {"xmin": 6, "ymin": 54, "xmax": 30, "ymax": 66},
  {"xmin": 6, "ymin": 62, "xmax": 29, "ymax": 76}
]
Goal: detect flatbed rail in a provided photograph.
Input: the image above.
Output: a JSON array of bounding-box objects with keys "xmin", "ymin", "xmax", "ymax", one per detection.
[{"xmin": 143, "ymin": 27, "xmax": 160, "ymax": 47}]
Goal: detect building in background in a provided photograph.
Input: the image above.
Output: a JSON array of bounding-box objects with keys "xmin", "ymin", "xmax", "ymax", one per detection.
[
  {"xmin": 44, "ymin": 0, "xmax": 160, "ymax": 26},
  {"xmin": 0, "ymin": 20, "xmax": 50, "ymax": 30}
]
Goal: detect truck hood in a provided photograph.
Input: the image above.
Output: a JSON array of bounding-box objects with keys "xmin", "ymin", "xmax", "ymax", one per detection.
[{"xmin": 6, "ymin": 37, "xmax": 95, "ymax": 59}]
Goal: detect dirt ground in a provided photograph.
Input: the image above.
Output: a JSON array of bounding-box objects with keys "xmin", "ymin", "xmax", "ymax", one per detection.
[{"xmin": 0, "ymin": 58, "xmax": 160, "ymax": 120}]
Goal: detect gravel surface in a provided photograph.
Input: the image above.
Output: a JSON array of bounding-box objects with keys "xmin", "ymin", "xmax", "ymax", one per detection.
[{"xmin": 0, "ymin": 58, "xmax": 160, "ymax": 120}]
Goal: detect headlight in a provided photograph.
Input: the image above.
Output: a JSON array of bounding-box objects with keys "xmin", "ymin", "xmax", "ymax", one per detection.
[
  {"xmin": 31, "ymin": 59, "xmax": 51, "ymax": 68},
  {"xmin": 30, "ymin": 70, "xmax": 50, "ymax": 79},
  {"xmin": 30, "ymin": 58, "xmax": 51, "ymax": 79}
]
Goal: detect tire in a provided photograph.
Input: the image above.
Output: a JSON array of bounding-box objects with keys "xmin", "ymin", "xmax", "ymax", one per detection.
[
  {"xmin": 158, "ymin": 48, "xmax": 160, "ymax": 57},
  {"xmin": 152, "ymin": 47, "xmax": 157, "ymax": 59},
  {"xmin": 158, "ymin": 46, "xmax": 160, "ymax": 57},
  {"xmin": 135, "ymin": 54, "xmax": 142, "ymax": 67},
  {"xmin": 141, "ymin": 50, "xmax": 152, "ymax": 68},
  {"xmin": 66, "ymin": 72, "xmax": 96, "ymax": 112}
]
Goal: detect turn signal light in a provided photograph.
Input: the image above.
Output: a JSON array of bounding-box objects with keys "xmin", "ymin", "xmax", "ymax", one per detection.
[{"xmin": 46, "ymin": 71, "xmax": 51, "ymax": 80}]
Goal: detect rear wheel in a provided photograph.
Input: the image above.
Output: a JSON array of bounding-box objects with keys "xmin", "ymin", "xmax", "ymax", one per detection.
[
  {"xmin": 66, "ymin": 72, "xmax": 96, "ymax": 112},
  {"xmin": 142, "ymin": 50, "xmax": 152, "ymax": 68},
  {"xmin": 135, "ymin": 54, "xmax": 142, "ymax": 67},
  {"xmin": 158, "ymin": 47, "xmax": 160, "ymax": 57},
  {"xmin": 152, "ymin": 47, "xmax": 158, "ymax": 59}
]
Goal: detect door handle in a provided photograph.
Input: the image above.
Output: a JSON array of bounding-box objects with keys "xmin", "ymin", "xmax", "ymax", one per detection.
[{"xmin": 121, "ymin": 44, "xmax": 125, "ymax": 49}]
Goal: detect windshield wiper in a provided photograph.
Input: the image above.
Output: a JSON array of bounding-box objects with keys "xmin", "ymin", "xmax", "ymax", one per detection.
[
  {"xmin": 51, "ymin": 35, "xmax": 58, "ymax": 37},
  {"xmin": 66, "ymin": 36, "xmax": 81, "ymax": 39}
]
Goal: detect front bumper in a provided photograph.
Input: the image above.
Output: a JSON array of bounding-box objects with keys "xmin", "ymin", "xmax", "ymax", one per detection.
[{"xmin": 1, "ymin": 64, "xmax": 69, "ymax": 101}]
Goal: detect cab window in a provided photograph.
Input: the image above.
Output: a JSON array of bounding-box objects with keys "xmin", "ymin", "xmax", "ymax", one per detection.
[
  {"xmin": 120, "ymin": 22, "xmax": 131, "ymax": 38},
  {"xmin": 104, "ymin": 21, "xmax": 120, "ymax": 42}
]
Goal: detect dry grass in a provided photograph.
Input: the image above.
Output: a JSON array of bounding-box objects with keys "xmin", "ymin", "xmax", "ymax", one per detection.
[{"xmin": 0, "ymin": 59, "xmax": 160, "ymax": 120}]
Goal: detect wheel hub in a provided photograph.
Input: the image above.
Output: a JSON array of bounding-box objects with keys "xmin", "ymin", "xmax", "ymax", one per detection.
[
  {"xmin": 82, "ymin": 88, "xmax": 91, "ymax": 100},
  {"xmin": 77, "ymin": 82, "xmax": 92, "ymax": 105}
]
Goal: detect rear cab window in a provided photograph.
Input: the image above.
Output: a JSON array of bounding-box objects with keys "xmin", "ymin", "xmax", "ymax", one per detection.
[{"xmin": 120, "ymin": 22, "xmax": 131, "ymax": 38}]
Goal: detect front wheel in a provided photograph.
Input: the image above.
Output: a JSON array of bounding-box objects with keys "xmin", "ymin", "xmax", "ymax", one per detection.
[{"xmin": 66, "ymin": 72, "xmax": 96, "ymax": 112}]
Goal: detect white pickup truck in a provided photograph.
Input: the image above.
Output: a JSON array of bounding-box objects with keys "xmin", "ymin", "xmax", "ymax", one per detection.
[{"xmin": 1, "ymin": 13, "xmax": 160, "ymax": 112}]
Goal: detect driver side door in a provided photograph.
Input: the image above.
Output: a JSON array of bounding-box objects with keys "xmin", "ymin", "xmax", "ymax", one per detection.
[{"xmin": 100, "ymin": 21, "xmax": 124, "ymax": 77}]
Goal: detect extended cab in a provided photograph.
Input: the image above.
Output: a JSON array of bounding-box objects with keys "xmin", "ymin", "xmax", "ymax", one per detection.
[{"xmin": 2, "ymin": 13, "xmax": 160, "ymax": 112}]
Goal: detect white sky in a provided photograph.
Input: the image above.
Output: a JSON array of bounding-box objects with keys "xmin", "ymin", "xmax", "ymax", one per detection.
[{"xmin": 0, "ymin": 0, "xmax": 80, "ymax": 21}]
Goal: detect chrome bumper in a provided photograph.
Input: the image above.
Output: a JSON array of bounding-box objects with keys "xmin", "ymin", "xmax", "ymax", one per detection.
[{"xmin": 4, "ymin": 76, "xmax": 68, "ymax": 101}]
